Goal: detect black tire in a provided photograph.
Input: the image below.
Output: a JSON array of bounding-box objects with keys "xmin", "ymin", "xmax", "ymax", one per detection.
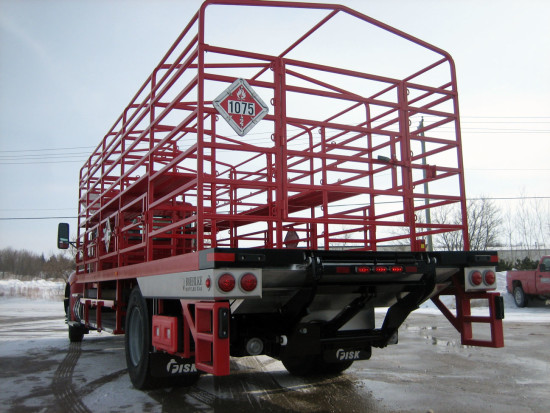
[
  {"xmin": 317, "ymin": 359, "xmax": 353, "ymax": 375},
  {"xmin": 513, "ymin": 285, "xmax": 528, "ymax": 308},
  {"xmin": 68, "ymin": 324, "xmax": 85, "ymax": 342},
  {"xmin": 281, "ymin": 354, "xmax": 318, "ymax": 376},
  {"xmin": 282, "ymin": 354, "xmax": 353, "ymax": 377},
  {"xmin": 125, "ymin": 287, "xmax": 156, "ymax": 389},
  {"xmin": 65, "ymin": 285, "xmax": 86, "ymax": 343}
]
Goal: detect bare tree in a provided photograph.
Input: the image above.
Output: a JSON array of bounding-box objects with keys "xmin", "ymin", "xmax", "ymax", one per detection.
[
  {"xmin": 501, "ymin": 193, "xmax": 549, "ymax": 256},
  {"xmin": 433, "ymin": 197, "xmax": 501, "ymax": 251}
]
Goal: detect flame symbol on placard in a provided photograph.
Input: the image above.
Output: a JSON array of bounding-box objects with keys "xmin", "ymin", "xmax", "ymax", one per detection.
[{"xmin": 237, "ymin": 85, "xmax": 246, "ymax": 101}]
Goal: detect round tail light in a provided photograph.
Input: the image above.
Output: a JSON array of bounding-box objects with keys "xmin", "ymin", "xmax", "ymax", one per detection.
[
  {"xmin": 470, "ymin": 270, "xmax": 483, "ymax": 286},
  {"xmin": 483, "ymin": 270, "xmax": 496, "ymax": 286},
  {"xmin": 240, "ymin": 273, "xmax": 258, "ymax": 292},
  {"xmin": 218, "ymin": 273, "xmax": 235, "ymax": 292}
]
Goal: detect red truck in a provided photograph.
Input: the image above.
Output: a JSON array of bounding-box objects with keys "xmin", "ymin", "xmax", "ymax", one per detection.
[
  {"xmin": 506, "ymin": 256, "xmax": 550, "ymax": 307},
  {"xmin": 57, "ymin": 0, "xmax": 504, "ymax": 390}
]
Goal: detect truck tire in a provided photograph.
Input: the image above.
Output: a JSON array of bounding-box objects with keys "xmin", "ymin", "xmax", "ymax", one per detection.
[
  {"xmin": 65, "ymin": 286, "xmax": 86, "ymax": 343},
  {"xmin": 281, "ymin": 354, "xmax": 317, "ymax": 376},
  {"xmin": 317, "ymin": 359, "xmax": 354, "ymax": 375},
  {"xmin": 513, "ymin": 285, "xmax": 528, "ymax": 308},
  {"xmin": 125, "ymin": 287, "xmax": 156, "ymax": 389},
  {"xmin": 68, "ymin": 325, "xmax": 85, "ymax": 342},
  {"xmin": 125, "ymin": 288, "xmax": 200, "ymax": 389},
  {"xmin": 282, "ymin": 355, "xmax": 353, "ymax": 376}
]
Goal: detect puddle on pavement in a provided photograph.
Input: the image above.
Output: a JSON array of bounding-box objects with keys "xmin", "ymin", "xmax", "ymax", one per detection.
[{"xmin": 405, "ymin": 324, "xmax": 465, "ymax": 347}]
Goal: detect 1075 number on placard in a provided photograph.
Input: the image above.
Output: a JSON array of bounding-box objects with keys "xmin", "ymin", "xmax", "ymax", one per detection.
[{"xmin": 228, "ymin": 100, "xmax": 255, "ymax": 116}]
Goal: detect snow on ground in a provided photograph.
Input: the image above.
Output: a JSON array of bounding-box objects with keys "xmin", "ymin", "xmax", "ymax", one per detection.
[
  {"xmin": 0, "ymin": 273, "xmax": 548, "ymax": 324},
  {"xmin": 0, "ymin": 278, "xmax": 64, "ymax": 300}
]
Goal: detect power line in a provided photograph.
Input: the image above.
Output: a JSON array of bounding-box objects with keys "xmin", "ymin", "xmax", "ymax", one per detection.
[
  {"xmin": 0, "ymin": 217, "xmax": 78, "ymax": 220},
  {"xmin": 0, "ymin": 146, "xmax": 95, "ymax": 153},
  {"xmin": 0, "ymin": 160, "xmax": 85, "ymax": 165}
]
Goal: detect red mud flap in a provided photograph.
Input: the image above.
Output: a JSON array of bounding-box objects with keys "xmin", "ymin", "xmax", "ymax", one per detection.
[
  {"xmin": 432, "ymin": 287, "xmax": 504, "ymax": 348},
  {"xmin": 180, "ymin": 300, "xmax": 230, "ymax": 376}
]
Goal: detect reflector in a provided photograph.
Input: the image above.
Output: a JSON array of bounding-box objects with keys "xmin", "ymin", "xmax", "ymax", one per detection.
[
  {"xmin": 470, "ymin": 270, "xmax": 483, "ymax": 286},
  {"xmin": 240, "ymin": 273, "xmax": 258, "ymax": 292},
  {"xmin": 483, "ymin": 270, "xmax": 496, "ymax": 285},
  {"xmin": 218, "ymin": 273, "xmax": 236, "ymax": 292}
]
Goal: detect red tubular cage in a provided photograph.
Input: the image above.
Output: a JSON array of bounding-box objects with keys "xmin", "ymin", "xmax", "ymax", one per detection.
[{"xmin": 76, "ymin": 0, "xmax": 469, "ymax": 274}]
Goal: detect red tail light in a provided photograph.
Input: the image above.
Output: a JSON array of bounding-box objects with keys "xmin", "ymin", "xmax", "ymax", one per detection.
[
  {"xmin": 390, "ymin": 265, "xmax": 404, "ymax": 273},
  {"xmin": 483, "ymin": 270, "xmax": 496, "ymax": 286},
  {"xmin": 218, "ymin": 273, "xmax": 236, "ymax": 292},
  {"xmin": 374, "ymin": 266, "xmax": 388, "ymax": 273},
  {"xmin": 470, "ymin": 270, "xmax": 483, "ymax": 286},
  {"xmin": 356, "ymin": 266, "xmax": 371, "ymax": 273},
  {"xmin": 240, "ymin": 273, "xmax": 258, "ymax": 292}
]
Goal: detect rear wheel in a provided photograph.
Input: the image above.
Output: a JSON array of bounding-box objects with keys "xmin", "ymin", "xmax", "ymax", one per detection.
[
  {"xmin": 65, "ymin": 285, "xmax": 86, "ymax": 343},
  {"xmin": 513, "ymin": 285, "xmax": 528, "ymax": 308},
  {"xmin": 281, "ymin": 354, "xmax": 317, "ymax": 376},
  {"xmin": 282, "ymin": 354, "xmax": 353, "ymax": 377},
  {"xmin": 125, "ymin": 288, "xmax": 200, "ymax": 389},
  {"xmin": 125, "ymin": 287, "xmax": 155, "ymax": 389},
  {"xmin": 68, "ymin": 324, "xmax": 86, "ymax": 342},
  {"xmin": 317, "ymin": 359, "xmax": 353, "ymax": 375}
]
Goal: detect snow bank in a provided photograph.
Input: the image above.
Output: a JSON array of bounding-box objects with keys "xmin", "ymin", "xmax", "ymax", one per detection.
[
  {"xmin": 0, "ymin": 272, "xmax": 547, "ymax": 321},
  {"xmin": 0, "ymin": 279, "xmax": 64, "ymax": 300}
]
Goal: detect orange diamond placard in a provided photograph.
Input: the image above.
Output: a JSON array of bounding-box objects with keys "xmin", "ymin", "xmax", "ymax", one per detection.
[{"xmin": 213, "ymin": 78, "xmax": 269, "ymax": 136}]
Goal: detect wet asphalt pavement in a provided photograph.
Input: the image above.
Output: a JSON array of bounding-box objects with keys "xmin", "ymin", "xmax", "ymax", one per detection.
[{"xmin": 1, "ymin": 300, "xmax": 549, "ymax": 413}]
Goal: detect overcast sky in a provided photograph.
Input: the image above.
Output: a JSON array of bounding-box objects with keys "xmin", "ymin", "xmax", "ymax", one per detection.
[{"xmin": 0, "ymin": 0, "xmax": 549, "ymax": 256}]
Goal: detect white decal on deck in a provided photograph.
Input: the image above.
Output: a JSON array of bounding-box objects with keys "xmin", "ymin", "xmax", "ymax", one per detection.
[
  {"xmin": 166, "ymin": 359, "xmax": 197, "ymax": 374},
  {"xmin": 336, "ymin": 349, "xmax": 361, "ymax": 360},
  {"xmin": 184, "ymin": 275, "xmax": 204, "ymax": 292}
]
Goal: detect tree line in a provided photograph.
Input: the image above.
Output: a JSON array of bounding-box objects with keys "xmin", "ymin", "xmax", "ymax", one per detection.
[
  {"xmin": 429, "ymin": 195, "xmax": 548, "ymax": 271},
  {"xmin": 0, "ymin": 248, "xmax": 74, "ymax": 280},
  {"xmin": 1, "ymin": 196, "xmax": 547, "ymax": 278}
]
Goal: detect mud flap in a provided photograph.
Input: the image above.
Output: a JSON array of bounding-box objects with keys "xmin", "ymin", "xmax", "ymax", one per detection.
[{"xmin": 148, "ymin": 353, "xmax": 198, "ymax": 378}]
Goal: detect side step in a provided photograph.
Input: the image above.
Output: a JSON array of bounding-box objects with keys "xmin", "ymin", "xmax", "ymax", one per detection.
[{"xmin": 432, "ymin": 278, "xmax": 504, "ymax": 348}]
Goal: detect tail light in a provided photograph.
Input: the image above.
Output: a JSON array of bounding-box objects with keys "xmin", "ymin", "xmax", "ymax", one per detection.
[
  {"xmin": 240, "ymin": 273, "xmax": 258, "ymax": 292},
  {"xmin": 374, "ymin": 266, "xmax": 388, "ymax": 273},
  {"xmin": 390, "ymin": 265, "xmax": 404, "ymax": 273},
  {"xmin": 465, "ymin": 267, "xmax": 497, "ymax": 291},
  {"xmin": 483, "ymin": 270, "xmax": 496, "ymax": 286},
  {"xmin": 218, "ymin": 273, "xmax": 236, "ymax": 292},
  {"xmin": 469, "ymin": 270, "xmax": 483, "ymax": 286}
]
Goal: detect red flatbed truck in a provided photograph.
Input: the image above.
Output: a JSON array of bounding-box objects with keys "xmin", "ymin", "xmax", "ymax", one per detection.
[{"xmin": 58, "ymin": 0, "xmax": 504, "ymax": 389}]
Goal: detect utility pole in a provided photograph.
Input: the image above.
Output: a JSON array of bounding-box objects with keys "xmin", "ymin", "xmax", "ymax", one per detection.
[{"xmin": 419, "ymin": 117, "xmax": 433, "ymax": 251}]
